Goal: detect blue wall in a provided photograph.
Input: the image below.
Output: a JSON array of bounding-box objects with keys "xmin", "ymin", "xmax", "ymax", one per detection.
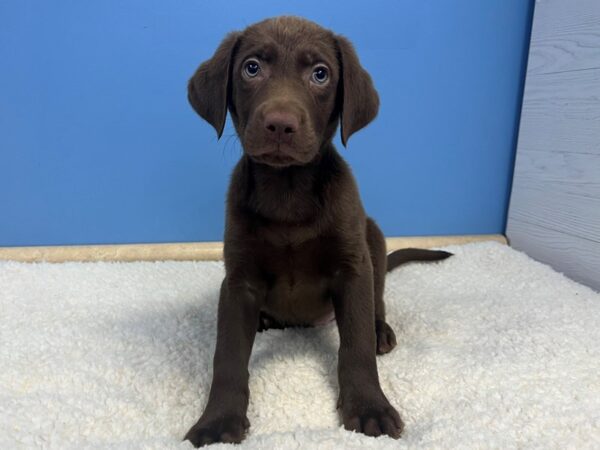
[{"xmin": 0, "ymin": 1, "xmax": 533, "ymax": 246}]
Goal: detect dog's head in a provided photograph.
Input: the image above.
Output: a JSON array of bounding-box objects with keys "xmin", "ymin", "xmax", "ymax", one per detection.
[{"xmin": 188, "ymin": 16, "xmax": 379, "ymax": 168}]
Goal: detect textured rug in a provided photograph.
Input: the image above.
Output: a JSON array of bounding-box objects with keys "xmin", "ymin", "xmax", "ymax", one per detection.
[{"xmin": 1, "ymin": 242, "xmax": 599, "ymax": 449}]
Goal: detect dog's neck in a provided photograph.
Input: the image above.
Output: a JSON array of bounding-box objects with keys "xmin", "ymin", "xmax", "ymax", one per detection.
[{"xmin": 242, "ymin": 143, "xmax": 338, "ymax": 224}]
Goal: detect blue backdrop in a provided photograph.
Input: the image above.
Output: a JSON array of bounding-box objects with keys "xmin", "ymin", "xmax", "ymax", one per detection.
[{"xmin": 0, "ymin": 1, "xmax": 534, "ymax": 246}]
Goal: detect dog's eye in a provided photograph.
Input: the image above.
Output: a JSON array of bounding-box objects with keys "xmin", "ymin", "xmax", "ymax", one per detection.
[
  {"xmin": 244, "ymin": 60, "xmax": 261, "ymax": 77},
  {"xmin": 311, "ymin": 66, "xmax": 329, "ymax": 84}
]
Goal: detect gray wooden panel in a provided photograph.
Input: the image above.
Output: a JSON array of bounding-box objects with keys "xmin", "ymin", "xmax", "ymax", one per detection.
[
  {"xmin": 507, "ymin": 0, "xmax": 600, "ymax": 292},
  {"xmin": 518, "ymin": 68, "xmax": 600, "ymax": 154},
  {"xmin": 512, "ymin": 150, "xmax": 600, "ymax": 198},
  {"xmin": 528, "ymin": 0, "xmax": 600, "ymax": 75},
  {"xmin": 509, "ymin": 180, "xmax": 600, "ymax": 242},
  {"xmin": 507, "ymin": 220, "xmax": 600, "ymax": 291}
]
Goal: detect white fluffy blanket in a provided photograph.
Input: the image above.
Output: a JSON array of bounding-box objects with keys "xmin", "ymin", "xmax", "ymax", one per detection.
[{"xmin": 1, "ymin": 242, "xmax": 599, "ymax": 449}]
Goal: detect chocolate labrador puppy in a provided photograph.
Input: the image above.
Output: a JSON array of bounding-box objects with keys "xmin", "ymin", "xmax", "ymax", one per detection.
[{"xmin": 184, "ymin": 16, "xmax": 451, "ymax": 446}]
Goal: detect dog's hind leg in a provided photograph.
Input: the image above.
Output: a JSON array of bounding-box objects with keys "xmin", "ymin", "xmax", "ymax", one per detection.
[{"xmin": 366, "ymin": 217, "xmax": 397, "ymax": 355}]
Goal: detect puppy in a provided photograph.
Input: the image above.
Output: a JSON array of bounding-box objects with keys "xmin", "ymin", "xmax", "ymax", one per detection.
[{"xmin": 184, "ymin": 16, "xmax": 451, "ymax": 446}]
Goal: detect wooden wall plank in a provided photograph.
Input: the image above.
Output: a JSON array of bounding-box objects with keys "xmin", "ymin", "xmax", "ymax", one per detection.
[
  {"xmin": 518, "ymin": 69, "xmax": 600, "ymax": 154},
  {"xmin": 512, "ymin": 150, "xmax": 600, "ymax": 198},
  {"xmin": 509, "ymin": 181, "xmax": 600, "ymax": 240},
  {"xmin": 0, "ymin": 235, "xmax": 507, "ymax": 263},
  {"xmin": 507, "ymin": 220, "xmax": 600, "ymax": 291},
  {"xmin": 528, "ymin": 0, "xmax": 600, "ymax": 74}
]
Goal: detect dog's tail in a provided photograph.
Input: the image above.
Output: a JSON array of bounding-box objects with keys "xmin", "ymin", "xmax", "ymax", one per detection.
[{"xmin": 387, "ymin": 248, "xmax": 453, "ymax": 272}]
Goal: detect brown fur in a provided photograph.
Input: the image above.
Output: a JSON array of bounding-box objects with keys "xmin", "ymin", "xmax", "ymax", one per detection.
[{"xmin": 184, "ymin": 16, "xmax": 451, "ymax": 447}]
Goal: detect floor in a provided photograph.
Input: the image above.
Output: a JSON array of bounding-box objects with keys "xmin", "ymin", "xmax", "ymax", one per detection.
[{"xmin": 1, "ymin": 242, "xmax": 599, "ymax": 448}]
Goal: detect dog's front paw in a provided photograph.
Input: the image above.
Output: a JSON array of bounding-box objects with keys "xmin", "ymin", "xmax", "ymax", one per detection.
[
  {"xmin": 341, "ymin": 396, "xmax": 404, "ymax": 439},
  {"xmin": 184, "ymin": 413, "xmax": 250, "ymax": 447}
]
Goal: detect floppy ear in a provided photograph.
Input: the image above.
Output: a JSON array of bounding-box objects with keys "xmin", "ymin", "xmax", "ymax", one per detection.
[
  {"xmin": 188, "ymin": 32, "xmax": 240, "ymax": 138},
  {"xmin": 336, "ymin": 35, "xmax": 380, "ymax": 146}
]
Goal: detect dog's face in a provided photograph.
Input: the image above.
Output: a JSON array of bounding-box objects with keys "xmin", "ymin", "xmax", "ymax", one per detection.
[
  {"xmin": 188, "ymin": 16, "xmax": 379, "ymax": 168},
  {"xmin": 229, "ymin": 20, "xmax": 339, "ymax": 167}
]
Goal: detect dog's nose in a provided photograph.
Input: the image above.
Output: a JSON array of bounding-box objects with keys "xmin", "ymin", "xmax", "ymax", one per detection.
[{"xmin": 263, "ymin": 111, "xmax": 299, "ymax": 143}]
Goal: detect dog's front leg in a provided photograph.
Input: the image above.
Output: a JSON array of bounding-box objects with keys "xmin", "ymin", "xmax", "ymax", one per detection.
[
  {"xmin": 332, "ymin": 255, "xmax": 404, "ymax": 439},
  {"xmin": 185, "ymin": 277, "xmax": 262, "ymax": 447}
]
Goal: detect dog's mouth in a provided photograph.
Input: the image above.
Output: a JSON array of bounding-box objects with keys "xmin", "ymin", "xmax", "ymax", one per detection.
[
  {"xmin": 250, "ymin": 151, "xmax": 300, "ymax": 168},
  {"xmin": 245, "ymin": 141, "xmax": 312, "ymax": 167}
]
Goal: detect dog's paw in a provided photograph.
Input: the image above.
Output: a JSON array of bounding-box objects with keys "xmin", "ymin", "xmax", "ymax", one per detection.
[
  {"xmin": 341, "ymin": 396, "xmax": 404, "ymax": 439},
  {"xmin": 375, "ymin": 319, "xmax": 397, "ymax": 355},
  {"xmin": 184, "ymin": 414, "xmax": 250, "ymax": 447},
  {"xmin": 257, "ymin": 311, "xmax": 286, "ymax": 332}
]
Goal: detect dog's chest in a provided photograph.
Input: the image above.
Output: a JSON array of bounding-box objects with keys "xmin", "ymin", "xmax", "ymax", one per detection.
[{"xmin": 259, "ymin": 238, "xmax": 339, "ymax": 324}]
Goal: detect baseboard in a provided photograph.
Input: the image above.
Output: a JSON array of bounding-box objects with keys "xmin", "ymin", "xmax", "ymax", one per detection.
[{"xmin": 0, "ymin": 235, "xmax": 506, "ymax": 263}]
